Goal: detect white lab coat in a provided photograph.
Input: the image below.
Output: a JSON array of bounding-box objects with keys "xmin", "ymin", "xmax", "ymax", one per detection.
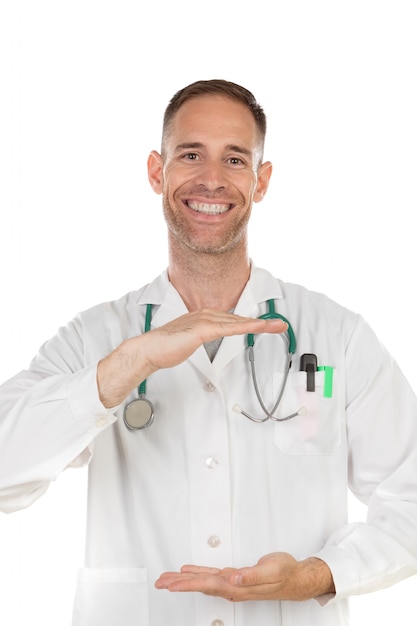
[{"xmin": 1, "ymin": 264, "xmax": 417, "ymax": 626}]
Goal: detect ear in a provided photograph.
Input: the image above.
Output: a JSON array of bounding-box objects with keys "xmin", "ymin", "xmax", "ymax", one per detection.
[
  {"xmin": 253, "ymin": 161, "xmax": 273, "ymax": 203},
  {"xmin": 147, "ymin": 150, "xmax": 164, "ymax": 195}
]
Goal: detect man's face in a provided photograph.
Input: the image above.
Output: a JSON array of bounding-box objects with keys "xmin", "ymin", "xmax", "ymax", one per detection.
[{"xmin": 148, "ymin": 95, "xmax": 271, "ymax": 255}]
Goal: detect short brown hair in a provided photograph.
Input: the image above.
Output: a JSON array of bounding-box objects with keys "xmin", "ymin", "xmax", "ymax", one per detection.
[{"xmin": 162, "ymin": 79, "xmax": 267, "ymax": 158}]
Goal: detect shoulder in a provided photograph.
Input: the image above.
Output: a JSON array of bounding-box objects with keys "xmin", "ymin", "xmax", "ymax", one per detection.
[
  {"xmin": 78, "ymin": 269, "xmax": 170, "ymax": 326},
  {"xmin": 252, "ymin": 264, "xmax": 358, "ymax": 321}
]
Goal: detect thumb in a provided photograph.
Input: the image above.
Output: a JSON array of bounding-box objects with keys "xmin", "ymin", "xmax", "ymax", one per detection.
[{"xmin": 230, "ymin": 566, "xmax": 259, "ymax": 586}]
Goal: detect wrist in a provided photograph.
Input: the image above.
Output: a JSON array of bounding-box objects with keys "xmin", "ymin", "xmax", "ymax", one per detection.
[{"xmin": 298, "ymin": 557, "xmax": 335, "ymax": 600}]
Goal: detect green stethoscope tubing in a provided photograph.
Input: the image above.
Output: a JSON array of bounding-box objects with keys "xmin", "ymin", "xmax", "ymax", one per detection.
[
  {"xmin": 124, "ymin": 299, "xmax": 298, "ymax": 429},
  {"xmin": 247, "ymin": 299, "xmax": 296, "ymax": 354},
  {"xmin": 138, "ymin": 301, "xmax": 153, "ymax": 396}
]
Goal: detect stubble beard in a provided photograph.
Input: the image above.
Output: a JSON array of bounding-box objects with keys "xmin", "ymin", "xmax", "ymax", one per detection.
[{"xmin": 162, "ymin": 192, "xmax": 251, "ymax": 257}]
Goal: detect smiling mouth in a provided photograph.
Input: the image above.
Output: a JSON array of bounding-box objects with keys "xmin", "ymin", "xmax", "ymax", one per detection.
[{"xmin": 186, "ymin": 201, "xmax": 232, "ymax": 215}]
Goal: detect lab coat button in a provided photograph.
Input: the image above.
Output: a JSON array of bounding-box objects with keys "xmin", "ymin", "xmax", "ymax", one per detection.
[
  {"xmin": 204, "ymin": 381, "xmax": 216, "ymax": 392},
  {"xmin": 205, "ymin": 456, "xmax": 219, "ymax": 469},
  {"xmin": 207, "ymin": 535, "xmax": 221, "ymax": 548},
  {"xmin": 95, "ymin": 416, "xmax": 108, "ymax": 428},
  {"xmin": 211, "ymin": 621, "xmax": 224, "ymax": 626}
]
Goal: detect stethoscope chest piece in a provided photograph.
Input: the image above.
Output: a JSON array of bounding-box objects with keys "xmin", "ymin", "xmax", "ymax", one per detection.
[{"xmin": 123, "ymin": 396, "xmax": 155, "ymax": 430}]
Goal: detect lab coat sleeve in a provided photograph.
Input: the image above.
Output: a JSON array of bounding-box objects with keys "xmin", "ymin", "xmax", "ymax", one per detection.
[
  {"xmin": 314, "ymin": 315, "xmax": 417, "ymax": 600},
  {"xmin": 0, "ymin": 316, "xmax": 118, "ymax": 514}
]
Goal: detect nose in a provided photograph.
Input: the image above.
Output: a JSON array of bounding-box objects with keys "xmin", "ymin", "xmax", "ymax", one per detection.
[{"xmin": 197, "ymin": 159, "xmax": 227, "ymax": 193}]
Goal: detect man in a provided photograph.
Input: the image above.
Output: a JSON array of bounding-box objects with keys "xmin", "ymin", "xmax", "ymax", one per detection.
[{"xmin": 0, "ymin": 79, "xmax": 416, "ymax": 626}]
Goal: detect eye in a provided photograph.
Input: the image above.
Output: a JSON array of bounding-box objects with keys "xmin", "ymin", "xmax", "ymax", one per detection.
[
  {"xmin": 182, "ymin": 152, "xmax": 199, "ymax": 161},
  {"xmin": 228, "ymin": 156, "xmax": 245, "ymax": 166}
]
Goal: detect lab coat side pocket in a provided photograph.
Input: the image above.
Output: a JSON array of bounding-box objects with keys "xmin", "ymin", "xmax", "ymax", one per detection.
[
  {"xmin": 72, "ymin": 568, "xmax": 149, "ymax": 626},
  {"xmin": 273, "ymin": 370, "xmax": 341, "ymax": 455}
]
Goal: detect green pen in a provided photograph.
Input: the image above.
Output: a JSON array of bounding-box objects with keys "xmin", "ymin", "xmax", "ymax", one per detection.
[{"xmin": 317, "ymin": 366, "xmax": 334, "ymax": 398}]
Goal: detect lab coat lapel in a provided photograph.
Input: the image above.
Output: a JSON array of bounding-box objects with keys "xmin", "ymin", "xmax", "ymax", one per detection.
[
  {"xmin": 210, "ymin": 289, "xmax": 258, "ymax": 374},
  {"xmin": 211, "ymin": 265, "xmax": 285, "ymax": 373}
]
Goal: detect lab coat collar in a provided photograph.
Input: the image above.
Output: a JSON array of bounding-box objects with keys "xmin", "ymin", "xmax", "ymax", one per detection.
[
  {"xmin": 137, "ymin": 271, "xmax": 186, "ymax": 319},
  {"xmin": 234, "ymin": 263, "xmax": 284, "ymax": 317},
  {"xmin": 136, "ymin": 262, "xmax": 284, "ymax": 378},
  {"xmin": 136, "ymin": 262, "xmax": 283, "ymax": 309}
]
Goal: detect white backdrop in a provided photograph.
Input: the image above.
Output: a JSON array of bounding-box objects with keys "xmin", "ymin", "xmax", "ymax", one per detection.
[{"xmin": 1, "ymin": 1, "xmax": 416, "ymax": 624}]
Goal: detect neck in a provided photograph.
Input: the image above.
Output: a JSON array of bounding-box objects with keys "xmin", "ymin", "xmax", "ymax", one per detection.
[{"xmin": 168, "ymin": 240, "xmax": 251, "ymax": 311}]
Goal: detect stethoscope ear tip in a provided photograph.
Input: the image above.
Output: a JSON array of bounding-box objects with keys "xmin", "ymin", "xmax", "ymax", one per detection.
[{"xmin": 232, "ymin": 404, "xmax": 243, "ymax": 414}]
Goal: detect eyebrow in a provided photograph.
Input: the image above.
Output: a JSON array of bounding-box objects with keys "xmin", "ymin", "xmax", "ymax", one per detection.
[{"xmin": 174, "ymin": 142, "xmax": 253, "ymax": 157}]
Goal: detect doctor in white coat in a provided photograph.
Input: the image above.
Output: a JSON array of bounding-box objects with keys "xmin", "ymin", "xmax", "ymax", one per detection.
[{"xmin": 1, "ymin": 79, "xmax": 417, "ymax": 626}]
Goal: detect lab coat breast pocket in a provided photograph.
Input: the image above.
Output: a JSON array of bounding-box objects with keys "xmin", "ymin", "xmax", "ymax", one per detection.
[
  {"xmin": 72, "ymin": 568, "xmax": 149, "ymax": 626},
  {"xmin": 273, "ymin": 369, "xmax": 341, "ymax": 454}
]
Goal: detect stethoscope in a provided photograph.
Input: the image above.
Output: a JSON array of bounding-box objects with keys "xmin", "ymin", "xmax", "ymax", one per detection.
[
  {"xmin": 123, "ymin": 300, "xmax": 303, "ymax": 430},
  {"xmin": 123, "ymin": 303, "xmax": 156, "ymax": 430}
]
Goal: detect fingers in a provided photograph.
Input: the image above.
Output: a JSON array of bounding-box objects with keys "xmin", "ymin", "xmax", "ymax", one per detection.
[
  {"xmin": 155, "ymin": 563, "xmax": 260, "ymax": 596},
  {"xmin": 158, "ymin": 309, "xmax": 288, "ymax": 344},
  {"xmin": 155, "ymin": 568, "xmax": 241, "ymax": 599},
  {"xmin": 215, "ymin": 314, "xmax": 288, "ymax": 338},
  {"xmin": 180, "ymin": 565, "xmax": 222, "ymax": 574}
]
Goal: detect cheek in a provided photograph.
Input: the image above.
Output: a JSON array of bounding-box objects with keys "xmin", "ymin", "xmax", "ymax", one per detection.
[
  {"xmin": 163, "ymin": 184, "xmax": 184, "ymax": 211},
  {"xmin": 162, "ymin": 170, "xmax": 185, "ymax": 196},
  {"xmin": 241, "ymin": 180, "xmax": 259, "ymax": 204}
]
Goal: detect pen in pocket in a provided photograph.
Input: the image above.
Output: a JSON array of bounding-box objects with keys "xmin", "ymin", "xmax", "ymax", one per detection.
[{"xmin": 317, "ymin": 366, "xmax": 334, "ymax": 398}]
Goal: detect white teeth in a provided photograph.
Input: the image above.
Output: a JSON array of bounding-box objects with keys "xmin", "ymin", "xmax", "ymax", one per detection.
[{"xmin": 187, "ymin": 201, "xmax": 230, "ymax": 215}]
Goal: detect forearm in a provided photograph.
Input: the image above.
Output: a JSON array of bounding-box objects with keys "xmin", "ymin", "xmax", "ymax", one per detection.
[
  {"xmin": 0, "ymin": 364, "xmax": 114, "ymax": 512},
  {"xmin": 97, "ymin": 336, "xmax": 154, "ymax": 408},
  {"xmin": 314, "ymin": 517, "xmax": 417, "ymax": 600}
]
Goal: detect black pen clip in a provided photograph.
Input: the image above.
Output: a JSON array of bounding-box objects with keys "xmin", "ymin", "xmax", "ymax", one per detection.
[{"xmin": 300, "ymin": 353, "xmax": 318, "ymax": 392}]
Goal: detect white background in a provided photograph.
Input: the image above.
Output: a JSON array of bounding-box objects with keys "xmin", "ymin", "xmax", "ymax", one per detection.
[{"xmin": 1, "ymin": 1, "xmax": 416, "ymax": 624}]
